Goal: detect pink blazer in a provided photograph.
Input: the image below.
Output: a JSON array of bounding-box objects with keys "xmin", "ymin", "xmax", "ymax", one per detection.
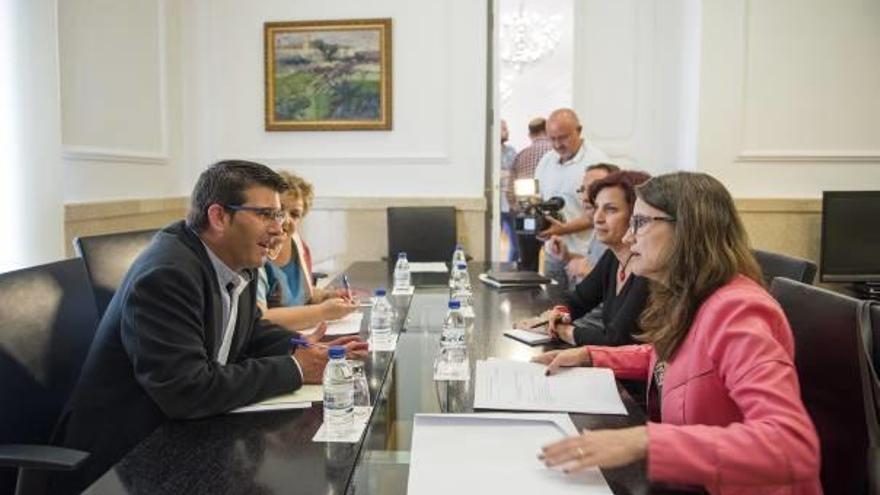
[{"xmin": 587, "ymin": 275, "xmax": 822, "ymax": 495}]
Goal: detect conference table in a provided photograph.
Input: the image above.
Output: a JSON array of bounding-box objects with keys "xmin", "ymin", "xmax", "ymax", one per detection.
[{"xmin": 84, "ymin": 262, "xmax": 651, "ymax": 495}]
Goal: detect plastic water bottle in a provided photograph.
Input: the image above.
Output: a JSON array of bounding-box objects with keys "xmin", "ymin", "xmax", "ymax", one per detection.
[
  {"xmin": 451, "ymin": 244, "xmax": 467, "ymax": 268},
  {"xmin": 450, "ymin": 263, "xmax": 472, "ymax": 310},
  {"xmin": 434, "ymin": 300, "xmax": 469, "ymax": 380},
  {"xmin": 370, "ymin": 288, "xmax": 393, "ymax": 349},
  {"xmin": 393, "ymin": 252, "xmax": 411, "ymax": 291},
  {"xmin": 323, "ymin": 346, "xmax": 354, "ymax": 438}
]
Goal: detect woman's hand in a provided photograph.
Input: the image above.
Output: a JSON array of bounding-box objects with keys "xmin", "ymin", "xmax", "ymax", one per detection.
[
  {"xmin": 539, "ymin": 426, "xmax": 647, "ymax": 472},
  {"xmin": 318, "ymin": 298, "xmax": 357, "ymax": 320},
  {"xmin": 543, "ymin": 235, "xmax": 571, "ymax": 261},
  {"xmin": 549, "ymin": 323, "xmax": 575, "ymax": 345},
  {"xmin": 514, "ymin": 315, "xmax": 548, "ymax": 331},
  {"xmin": 531, "ymin": 347, "xmax": 592, "ymax": 374}
]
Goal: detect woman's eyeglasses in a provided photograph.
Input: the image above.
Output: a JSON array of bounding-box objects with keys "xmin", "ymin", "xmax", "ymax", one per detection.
[{"xmin": 629, "ymin": 214, "xmax": 676, "ymax": 235}]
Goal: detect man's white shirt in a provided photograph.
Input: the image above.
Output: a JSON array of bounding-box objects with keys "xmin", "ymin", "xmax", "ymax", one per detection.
[{"xmin": 533, "ymin": 141, "xmax": 609, "ymax": 255}]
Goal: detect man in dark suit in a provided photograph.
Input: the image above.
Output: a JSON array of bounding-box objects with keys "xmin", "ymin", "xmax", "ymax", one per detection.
[{"xmin": 54, "ymin": 160, "xmax": 367, "ymax": 492}]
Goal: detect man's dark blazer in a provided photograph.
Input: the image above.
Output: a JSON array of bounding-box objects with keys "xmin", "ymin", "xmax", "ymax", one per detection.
[{"xmin": 55, "ymin": 221, "xmax": 302, "ymax": 491}]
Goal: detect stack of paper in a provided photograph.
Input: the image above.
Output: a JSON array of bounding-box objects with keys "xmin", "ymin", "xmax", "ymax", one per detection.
[
  {"xmin": 304, "ymin": 312, "xmax": 364, "ymax": 336},
  {"xmin": 229, "ymin": 385, "xmax": 323, "ymax": 414},
  {"xmin": 408, "ymin": 262, "xmax": 449, "ymax": 273},
  {"xmin": 407, "ymin": 413, "xmax": 613, "ymax": 495},
  {"xmin": 473, "ymin": 360, "xmax": 627, "ymax": 415}
]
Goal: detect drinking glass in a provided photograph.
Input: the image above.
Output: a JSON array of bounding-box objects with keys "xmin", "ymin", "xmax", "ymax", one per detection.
[{"xmin": 349, "ymin": 360, "xmax": 371, "ymax": 420}]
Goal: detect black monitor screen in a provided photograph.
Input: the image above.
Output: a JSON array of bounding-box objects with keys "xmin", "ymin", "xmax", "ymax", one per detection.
[{"xmin": 821, "ymin": 191, "xmax": 880, "ymax": 282}]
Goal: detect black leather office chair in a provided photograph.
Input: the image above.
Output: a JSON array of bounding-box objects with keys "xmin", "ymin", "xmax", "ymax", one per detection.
[
  {"xmin": 74, "ymin": 229, "xmax": 157, "ymax": 318},
  {"xmin": 0, "ymin": 259, "xmax": 99, "ymax": 495},
  {"xmin": 753, "ymin": 249, "xmax": 817, "ymax": 285},
  {"xmin": 770, "ymin": 278, "xmax": 880, "ymax": 494},
  {"xmin": 387, "ymin": 207, "xmax": 457, "ymax": 262}
]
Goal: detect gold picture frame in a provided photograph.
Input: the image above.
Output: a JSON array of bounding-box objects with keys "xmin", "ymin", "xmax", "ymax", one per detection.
[{"xmin": 264, "ymin": 18, "xmax": 392, "ymax": 131}]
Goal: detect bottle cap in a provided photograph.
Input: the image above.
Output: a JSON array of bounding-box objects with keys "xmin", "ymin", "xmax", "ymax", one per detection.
[
  {"xmin": 448, "ymin": 300, "xmax": 461, "ymax": 309},
  {"xmin": 398, "ymin": 252, "xmax": 407, "ymax": 258},
  {"xmin": 374, "ymin": 288, "xmax": 386, "ymax": 296},
  {"xmin": 328, "ymin": 346, "xmax": 346, "ymax": 359}
]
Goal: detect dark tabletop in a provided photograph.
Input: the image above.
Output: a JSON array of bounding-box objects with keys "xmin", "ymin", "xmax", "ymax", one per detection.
[{"xmin": 84, "ymin": 262, "xmax": 650, "ymax": 495}]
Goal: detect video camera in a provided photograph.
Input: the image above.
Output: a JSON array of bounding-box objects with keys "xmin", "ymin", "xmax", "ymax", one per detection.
[{"xmin": 513, "ymin": 178, "xmax": 565, "ymax": 235}]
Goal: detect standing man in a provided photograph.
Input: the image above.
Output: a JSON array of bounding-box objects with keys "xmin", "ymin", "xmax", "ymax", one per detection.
[
  {"xmin": 56, "ymin": 160, "xmax": 367, "ymax": 492},
  {"xmin": 499, "ymin": 119, "xmax": 518, "ymax": 262},
  {"xmin": 509, "ymin": 117, "xmax": 554, "ymax": 270},
  {"xmin": 533, "ymin": 108, "xmax": 609, "ymax": 289}
]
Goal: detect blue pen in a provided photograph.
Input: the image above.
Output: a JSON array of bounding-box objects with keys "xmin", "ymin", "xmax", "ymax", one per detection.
[
  {"xmin": 342, "ymin": 274, "xmax": 353, "ymax": 301},
  {"xmin": 289, "ymin": 337, "xmax": 328, "ymax": 349}
]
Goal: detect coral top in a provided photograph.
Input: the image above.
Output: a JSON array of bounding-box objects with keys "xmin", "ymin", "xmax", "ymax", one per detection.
[{"xmin": 587, "ymin": 275, "xmax": 822, "ymax": 494}]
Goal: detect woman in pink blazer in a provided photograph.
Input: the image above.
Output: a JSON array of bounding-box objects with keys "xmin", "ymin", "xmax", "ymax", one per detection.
[{"xmin": 534, "ymin": 172, "xmax": 822, "ymax": 494}]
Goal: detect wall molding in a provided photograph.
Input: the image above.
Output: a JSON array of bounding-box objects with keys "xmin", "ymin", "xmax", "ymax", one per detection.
[
  {"xmin": 62, "ymin": 0, "xmax": 170, "ymax": 166},
  {"xmin": 62, "ymin": 146, "xmax": 169, "ymax": 165},
  {"xmin": 736, "ymin": 150, "xmax": 880, "ymax": 163},
  {"xmin": 736, "ymin": 0, "xmax": 880, "ymax": 165},
  {"xmin": 245, "ymin": 154, "xmax": 450, "ymax": 167}
]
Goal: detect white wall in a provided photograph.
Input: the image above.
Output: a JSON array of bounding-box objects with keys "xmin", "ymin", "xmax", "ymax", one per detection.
[
  {"xmin": 0, "ymin": 0, "xmax": 64, "ymax": 270},
  {"xmin": 59, "ymin": 0, "xmax": 187, "ymax": 203},
  {"xmin": 697, "ymin": 0, "xmax": 880, "ymax": 197},
  {"xmin": 499, "ymin": 0, "xmax": 573, "ymax": 152},
  {"xmin": 178, "ymin": 0, "xmax": 488, "ymax": 200},
  {"xmin": 573, "ymin": 0, "xmax": 701, "ymax": 175}
]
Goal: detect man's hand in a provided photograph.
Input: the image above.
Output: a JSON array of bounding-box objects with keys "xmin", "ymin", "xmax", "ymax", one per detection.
[
  {"xmin": 293, "ymin": 327, "xmax": 369, "ymax": 384},
  {"xmin": 325, "ymin": 335, "xmax": 369, "ymax": 359},
  {"xmin": 538, "ymin": 216, "xmax": 566, "ymax": 239},
  {"xmin": 293, "ymin": 345, "xmax": 328, "ymax": 384}
]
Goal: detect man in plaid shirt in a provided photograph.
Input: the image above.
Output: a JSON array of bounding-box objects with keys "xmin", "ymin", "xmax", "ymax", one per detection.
[{"xmin": 509, "ymin": 118, "xmax": 554, "ymax": 270}]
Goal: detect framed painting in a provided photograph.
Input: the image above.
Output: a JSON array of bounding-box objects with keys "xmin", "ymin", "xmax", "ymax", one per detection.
[{"xmin": 264, "ymin": 18, "xmax": 392, "ymax": 131}]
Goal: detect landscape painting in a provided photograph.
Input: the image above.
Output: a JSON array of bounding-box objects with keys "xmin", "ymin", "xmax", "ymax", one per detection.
[{"xmin": 264, "ymin": 18, "xmax": 392, "ymax": 131}]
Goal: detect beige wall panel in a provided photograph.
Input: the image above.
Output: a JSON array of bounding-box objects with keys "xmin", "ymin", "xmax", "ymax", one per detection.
[
  {"xmin": 736, "ymin": 199, "xmax": 821, "ymax": 264},
  {"xmin": 64, "ymin": 197, "xmax": 487, "ymax": 267}
]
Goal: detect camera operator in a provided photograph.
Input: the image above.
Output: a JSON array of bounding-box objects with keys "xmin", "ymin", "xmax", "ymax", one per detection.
[{"xmin": 533, "ymin": 108, "xmax": 609, "ymax": 290}]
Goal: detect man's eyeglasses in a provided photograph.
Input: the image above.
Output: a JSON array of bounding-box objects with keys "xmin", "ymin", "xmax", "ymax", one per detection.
[
  {"xmin": 629, "ymin": 214, "xmax": 676, "ymax": 236},
  {"xmin": 224, "ymin": 205, "xmax": 287, "ymax": 224}
]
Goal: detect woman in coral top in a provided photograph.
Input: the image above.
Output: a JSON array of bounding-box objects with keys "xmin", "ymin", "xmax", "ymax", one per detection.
[{"xmin": 534, "ymin": 172, "xmax": 822, "ymax": 494}]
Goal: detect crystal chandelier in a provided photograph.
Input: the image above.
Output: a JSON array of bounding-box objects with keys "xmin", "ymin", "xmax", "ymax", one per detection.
[{"xmin": 499, "ymin": 6, "xmax": 562, "ymax": 72}]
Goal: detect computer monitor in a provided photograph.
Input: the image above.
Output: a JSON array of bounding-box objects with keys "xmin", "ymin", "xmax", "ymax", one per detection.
[{"xmin": 820, "ymin": 191, "xmax": 880, "ymax": 283}]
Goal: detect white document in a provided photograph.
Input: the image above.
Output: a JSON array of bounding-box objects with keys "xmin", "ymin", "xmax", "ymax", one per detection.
[
  {"xmin": 304, "ymin": 312, "xmax": 363, "ymax": 336},
  {"xmin": 473, "ymin": 360, "xmax": 627, "ymax": 415},
  {"xmin": 504, "ymin": 328, "xmax": 552, "ymax": 345},
  {"xmin": 312, "ymin": 407, "xmax": 372, "ymax": 442},
  {"xmin": 408, "ymin": 262, "xmax": 449, "ymax": 273},
  {"xmin": 229, "ymin": 385, "xmax": 323, "ymax": 414},
  {"xmin": 407, "ymin": 413, "xmax": 613, "ymax": 495}
]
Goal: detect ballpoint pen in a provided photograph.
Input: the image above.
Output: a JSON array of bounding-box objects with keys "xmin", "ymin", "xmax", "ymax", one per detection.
[
  {"xmin": 342, "ymin": 274, "xmax": 353, "ymax": 301},
  {"xmin": 289, "ymin": 337, "xmax": 328, "ymax": 349}
]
